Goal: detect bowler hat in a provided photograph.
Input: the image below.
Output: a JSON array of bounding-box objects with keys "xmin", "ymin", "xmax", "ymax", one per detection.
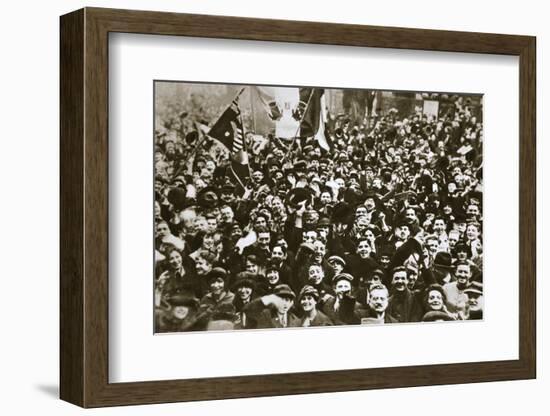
[{"xmin": 433, "ymin": 252, "xmax": 453, "ymax": 269}]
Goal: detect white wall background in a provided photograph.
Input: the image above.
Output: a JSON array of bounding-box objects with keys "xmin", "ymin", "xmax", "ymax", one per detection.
[{"xmin": 0, "ymin": 0, "xmax": 545, "ymax": 414}]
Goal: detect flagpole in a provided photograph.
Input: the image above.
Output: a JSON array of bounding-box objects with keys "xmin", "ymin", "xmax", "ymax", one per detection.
[
  {"xmin": 249, "ymin": 87, "xmax": 257, "ymax": 133},
  {"xmin": 176, "ymin": 87, "xmax": 247, "ymax": 176},
  {"xmin": 282, "ymin": 88, "xmax": 316, "ymax": 164}
]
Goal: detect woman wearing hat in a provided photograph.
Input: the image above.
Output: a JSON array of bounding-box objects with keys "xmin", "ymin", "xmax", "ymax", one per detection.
[
  {"xmin": 199, "ymin": 267, "xmax": 235, "ymax": 312},
  {"xmin": 155, "ymin": 293, "xmax": 201, "ymax": 333},
  {"xmin": 297, "ymin": 286, "xmax": 333, "ymax": 327}
]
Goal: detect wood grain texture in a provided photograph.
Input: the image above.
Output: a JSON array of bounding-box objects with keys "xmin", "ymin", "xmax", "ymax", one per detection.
[
  {"xmin": 59, "ymin": 8, "xmax": 84, "ymax": 407},
  {"xmin": 59, "ymin": 7, "xmax": 537, "ymax": 408}
]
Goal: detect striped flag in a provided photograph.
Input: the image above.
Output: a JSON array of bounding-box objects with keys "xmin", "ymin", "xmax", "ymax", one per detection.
[
  {"xmin": 207, "ymin": 93, "xmax": 251, "ymax": 194},
  {"xmin": 208, "ymin": 98, "xmax": 244, "ymax": 153}
]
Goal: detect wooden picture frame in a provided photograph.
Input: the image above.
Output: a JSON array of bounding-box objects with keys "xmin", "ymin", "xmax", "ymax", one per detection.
[{"xmin": 60, "ymin": 7, "xmax": 536, "ymax": 408}]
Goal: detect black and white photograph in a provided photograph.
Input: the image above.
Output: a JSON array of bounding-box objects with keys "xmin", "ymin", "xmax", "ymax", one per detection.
[{"xmin": 153, "ymin": 81, "xmax": 484, "ymax": 333}]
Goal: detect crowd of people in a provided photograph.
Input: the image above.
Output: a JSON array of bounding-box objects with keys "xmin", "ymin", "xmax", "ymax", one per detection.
[{"xmin": 154, "ymin": 89, "xmax": 484, "ymax": 333}]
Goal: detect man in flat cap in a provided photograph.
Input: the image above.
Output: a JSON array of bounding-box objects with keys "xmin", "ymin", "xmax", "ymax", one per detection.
[{"xmin": 243, "ymin": 284, "xmax": 300, "ymax": 329}]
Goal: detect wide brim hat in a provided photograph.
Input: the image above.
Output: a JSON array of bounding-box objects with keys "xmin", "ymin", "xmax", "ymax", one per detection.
[
  {"xmin": 168, "ymin": 294, "xmax": 199, "ymax": 309},
  {"xmin": 422, "ymin": 311, "xmax": 454, "ymax": 322}
]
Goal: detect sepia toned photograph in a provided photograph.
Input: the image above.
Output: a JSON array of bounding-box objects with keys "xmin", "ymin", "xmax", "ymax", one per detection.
[{"xmin": 153, "ymin": 81, "xmax": 484, "ymax": 333}]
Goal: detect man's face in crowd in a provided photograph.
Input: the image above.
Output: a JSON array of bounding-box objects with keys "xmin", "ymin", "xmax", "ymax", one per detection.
[
  {"xmin": 391, "ymin": 271, "xmax": 408, "ymax": 292},
  {"xmin": 194, "ymin": 216, "xmax": 208, "ymax": 233},
  {"xmin": 356, "ymin": 215, "xmax": 369, "ymax": 230},
  {"xmin": 426, "ymin": 238, "xmax": 439, "ymax": 255},
  {"xmin": 396, "ymin": 225, "xmax": 410, "ymax": 241},
  {"xmin": 329, "ymin": 260, "xmax": 344, "ymax": 275},
  {"xmin": 372, "ymin": 178, "xmax": 382, "ymax": 189},
  {"xmin": 220, "ymin": 191, "xmax": 236, "ymax": 204},
  {"xmin": 266, "ymin": 270, "xmax": 280, "ymax": 285},
  {"xmin": 369, "ymin": 288, "xmax": 389, "ymax": 314},
  {"xmin": 320, "ymin": 192, "xmax": 332, "ymax": 205},
  {"xmin": 407, "ymin": 271, "xmax": 418, "ymax": 290},
  {"xmin": 272, "ymin": 197, "xmax": 284, "ymax": 214},
  {"xmin": 448, "ymin": 230, "xmax": 460, "ymax": 249},
  {"xmin": 468, "ymin": 293, "xmax": 484, "ymax": 313},
  {"xmin": 335, "ymin": 178, "xmax": 345, "ymax": 189},
  {"xmin": 245, "ymin": 260, "xmax": 259, "ymax": 274},
  {"xmin": 237, "ymin": 285, "xmax": 253, "ymax": 301},
  {"xmin": 252, "ymin": 170, "xmax": 263, "ymax": 184},
  {"xmin": 195, "ymin": 257, "xmax": 212, "ymax": 276},
  {"xmin": 427, "ymin": 289, "xmax": 444, "ymax": 311},
  {"xmin": 254, "ymin": 216, "xmax": 267, "ymax": 229},
  {"xmin": 308, "ymin": 265, "xmax": 324, "ymax": 285},
  {"xmin": 379, "ymin": 255, "xmax": 391, "ymax": 268},
  {"xmin": 206, "ymin": 217, "xmax": 217, "ymax": 233},
  {"xmin": 448, "ymin": 182, "xmax": 457, "ymax": 193},
  {"xmin": 156, "ymin": 222, "xmax": 170, "ymax": 238},
  {"xmin": 303, "ymin": 230, "xmax": 317, "ymax": 245},
  {"xmin": 304, "ymin": 210, "xmax": 319, "ymax": 225},
  {"xmin": 334, "ymin": 280, "xmax": 352, "ymax": 297},
  {"xmin": 405, "ymin": 208, "xmax": 417, "ymax": 223},
  {"xmin": 205, "ymin": 160, "xmax": 216, "ymax": 173},
  {"xmin": 209, "ymin": 277, "xmax": 225, "ymax": 295},
  {"xmin": 220, "ymin": 206, "xmax": 234, "ymax": 223},
  {"xmin": 257, "ymin": 232, "xmax": 271, "ymax": 250},
  {"xmin": 313, "ymin": 240, "xmax": 326, "ymax": 259},
  {"xmin": 466, "ymin": 204, "xmax": 480, "ymax": 219},
  {"xmin": 364, "ymin": 197, "xmax": 376, "ymax": 211},
  {"xmin": 230, "ymin": 225, "xmax": 243, "ymax": 241},
  {"xmin": 454, "ymin": 221, "xmax": 467, "ymax": 234},
  {"xmin": 456, "ymin": 247, "xmax": 469, "ymax": 261},
  {"xmin": 365, "ymin": 169, "xmax": 374, "ymax": 179},
  {"xmin": 300, "ymin": 294, "xmax": 317, "ymax": 312},
  {"xmin": 443, "ymin": 204, "xmax": 453, "ymax": 215},
  {"xmin": 466, "ymin": 224, "xmax": 480, "ymax": 241},
  {"xmin": 202, "ymin": 233, "xmax": 215, "ymax": 249},
  {"xmin": 357, "ymin": 240, "xmax": 371, "ymax": 259},
  {"xmin": 455, "ymin": 264, "xmax": 471, "ymax": 289},
  {"xmin": 366, "ymin": 274, "xmax": 382, "ymax": 288},
  {"xmin": 276, "ymin": 296, "xmax": 294, "ymax": 314},
  {"xmin": 168, "ymin": 250, "xmax": 183, "ymax": 270},
  {"xmin": 355, "ymin": 206, "xmax": 367, "ymax": 218},
  {"xmin": 433, "ymin": 219, "xmax": 446, "ymax": 234},
  {"xmin": 271, "ymin": 246, "xmax": 285, "ymax": 262}
]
